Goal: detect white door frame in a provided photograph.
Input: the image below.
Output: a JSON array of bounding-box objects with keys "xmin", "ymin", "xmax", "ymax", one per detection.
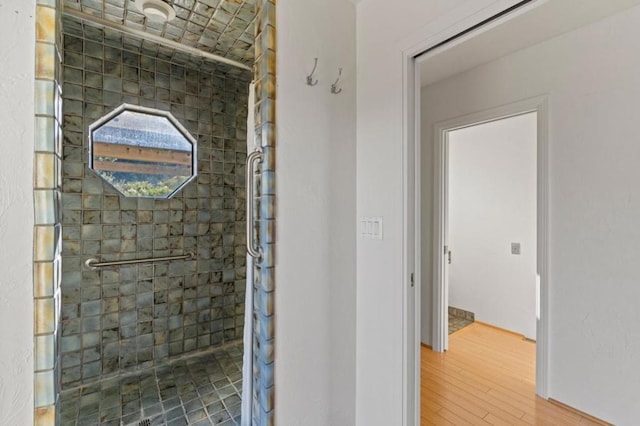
[
  {"xmin": 431, "ymin": 99, "xmax": 550, "ymax": 399},
  {"xmin": 400, "ymin": 2, "xmax": 550, "ymax": 423},
  {"xmin": 401, "ymin": 51, "xmax": 421, "ymax": 426}
]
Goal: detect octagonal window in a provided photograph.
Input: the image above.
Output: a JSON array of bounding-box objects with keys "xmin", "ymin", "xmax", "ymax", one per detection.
[{"xmin": 88, "ymin": 104, "xmax": 196, "ymax": 198}]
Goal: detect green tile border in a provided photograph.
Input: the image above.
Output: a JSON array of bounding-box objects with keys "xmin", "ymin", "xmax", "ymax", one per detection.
[
  {"xmin": 34, "ymin": 1, "xmax": 63, "ymax": 424},
  {"xmin": 252, "ymin": 1, "xmax": 276, "ymax": 425}
]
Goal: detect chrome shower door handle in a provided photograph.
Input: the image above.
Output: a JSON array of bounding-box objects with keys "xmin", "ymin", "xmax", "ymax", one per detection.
[{"xmin": 246, "ymin": 148, "xmax": 263, "ymax": 259}]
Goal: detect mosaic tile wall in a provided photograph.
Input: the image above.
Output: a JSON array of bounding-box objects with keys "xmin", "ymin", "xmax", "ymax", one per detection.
[
  {"xmin": 34, "ymin": 0, "xmax": 64, "ymax": 424},
  {"xmin": 251, "ymin": 1, "xmax": 275, "ymax": 424},
  {"xmin": 59, "ymin": 16, "xmax": 252, "ymax": 390},
  {"xmin": 63, "ymin": 0, "xmax": 256, "ymax": 67}
]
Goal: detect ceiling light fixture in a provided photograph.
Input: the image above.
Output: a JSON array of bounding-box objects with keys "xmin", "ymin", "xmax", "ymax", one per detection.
[{"xmin": 134, "ymin": 0, "xmax": 176, "ymax": 23}]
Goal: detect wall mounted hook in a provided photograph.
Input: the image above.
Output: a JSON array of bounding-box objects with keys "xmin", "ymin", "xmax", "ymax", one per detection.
[
  {"xmin": 331, "ymin": 68, "xmax": 343, "ymax": 94},
  {"xmin": 306, "ymin": 58, "xmax": 319, "ymax": 86}
]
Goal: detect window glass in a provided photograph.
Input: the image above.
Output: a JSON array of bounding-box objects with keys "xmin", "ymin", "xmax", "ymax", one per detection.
[{"xmin": 89, "ymin": 105, "xmax": 196, "ymax": 198}]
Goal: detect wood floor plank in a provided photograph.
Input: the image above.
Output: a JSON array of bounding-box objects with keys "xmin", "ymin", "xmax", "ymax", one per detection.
[
  {"xmin": 421, "ymin": 323, "xmax": 610, "ymax": 426},
  {"xmin": 484, "ymin": 412, "xmax": 527, "ymax": 426},
  {"xmin": 427, "ymin": 412, "xmax": 457, "ymax": 426},
  {"xmin": 437, "ymin": 406, "xmax": 489, "ymax": 426},
  {"xmin": 421, "ymin": 360, "xmax": 492, "ymax": 394},
  {"xmin": 422, "ymin": 377, "xmax": 489, "ymax": 418},
  {"xmin": 423, "ymin": 375, "xmax": 526, "ymax": 421}
]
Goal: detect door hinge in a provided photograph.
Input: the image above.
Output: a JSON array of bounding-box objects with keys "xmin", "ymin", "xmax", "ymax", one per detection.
[{"xmin": 410, "ymin": 273, "xmax": 414, "ymax": 287}]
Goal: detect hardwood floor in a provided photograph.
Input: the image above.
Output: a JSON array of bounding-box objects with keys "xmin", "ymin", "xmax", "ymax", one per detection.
[{"xmin": 421, "ymin": 323, "xmax": 608, "ymax": 425}]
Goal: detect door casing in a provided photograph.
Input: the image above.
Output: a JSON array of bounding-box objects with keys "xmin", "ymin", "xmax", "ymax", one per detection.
[
  {"xmin": 430, "ymin": 100, "xmax": 549, "ymax": 399},
  {"xmin": 400, "ymin": 1, "xmax": 550, "ymax": 424}
]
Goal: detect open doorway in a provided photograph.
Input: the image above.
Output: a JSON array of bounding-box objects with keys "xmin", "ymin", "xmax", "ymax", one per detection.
[
  {"xmin": 442, "ymin": 111, "xmax": 538, "ymax": 348},
  {"xmin": 420, "ymin": 111, "xmax": 542, "ymax": 423},
  {"xmin": 387, "ymin": 0, "xmax": 640, "ymax": 423},
  {"xmin": 407, "ymin": 1, "xmax": 640, "ymax": 424},
  {"xmin": 425, "ymin": 95, "xmax": 549, "ymax": 398}
]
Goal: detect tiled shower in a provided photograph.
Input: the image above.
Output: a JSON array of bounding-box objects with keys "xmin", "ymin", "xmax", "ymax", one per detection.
[
  {"xmin": 31, "ymin": 0, "xmax": 269, "ymax": 424},
  {"xmin": 31, "ymin": 0, "xmax": 277, "ymax": 423},
  {"xmin": 58, "ymin": 16, "xmax": 251, "ymax": 386}
]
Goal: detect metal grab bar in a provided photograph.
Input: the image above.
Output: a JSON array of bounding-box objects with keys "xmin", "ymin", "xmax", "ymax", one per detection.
[
  {"xmin": 246, "ymin": 148, "xmax": 263, "ymax": 259},
  {"xmin": 85, "ymin": 252, "xmax": 195, "ymax": 270}
]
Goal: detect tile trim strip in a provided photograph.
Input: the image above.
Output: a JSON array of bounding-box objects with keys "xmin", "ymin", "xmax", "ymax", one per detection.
[
  {"xmin": 34, "ymin": 0, "xmax": 63, "ymax": 424},
  {"xmin": 252, "ymin": 1, "xmax": 276, "ymax": 425}
]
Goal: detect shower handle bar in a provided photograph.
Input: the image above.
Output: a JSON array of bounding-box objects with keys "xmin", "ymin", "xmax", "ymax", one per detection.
[
  {"xmin": 246, "ymin": 148, "xmax": 264, "ymax": 259},
  {"xmin": 85, "ymin": 252, "xmax": 195, "ymax": 270}
]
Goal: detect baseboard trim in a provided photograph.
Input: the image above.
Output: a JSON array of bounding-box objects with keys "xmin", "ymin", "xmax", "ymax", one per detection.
[
  {"xmin": 548, "ymin": 398, "xmax": 612, "ymax": 425},
  {"xmin": 420, "ymin": 342, "xmax": 432, "ymax": 350},
  {"xmin": 474, "ymin": 321, "xmax": 527, "ymax": 339}
]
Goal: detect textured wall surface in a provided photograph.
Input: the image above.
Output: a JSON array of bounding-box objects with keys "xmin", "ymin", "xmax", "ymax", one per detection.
[
  {"xmin": 0, "ymin": 2, "xmax": 36, "ymax": 425},
  {"xmin": 275, "ymin": 0, "xmax": 357, "ymax": 425},
  {"xmin": 59, "ymin": 16, "xmax": 251, "ymax": 389}
]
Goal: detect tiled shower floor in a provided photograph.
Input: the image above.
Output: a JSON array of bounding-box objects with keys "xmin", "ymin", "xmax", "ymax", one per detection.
[{"xmin": 60, "ymin": 342, "xmax": 243, "ymax": 426}]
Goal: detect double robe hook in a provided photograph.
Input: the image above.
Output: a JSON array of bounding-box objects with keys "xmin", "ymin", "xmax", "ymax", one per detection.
[{"xmin": 306, "ymin": 58, "xmax": 343, "ymax": 94}]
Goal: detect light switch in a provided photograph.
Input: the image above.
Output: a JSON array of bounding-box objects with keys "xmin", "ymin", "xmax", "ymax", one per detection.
[
  {"xmin": 359, "ymin": 217, "xmax": 383, "ymax": 240},
  {"xmin": 371, "ymin": 217, "xmax": 383, "ymax": 240},
  {"xmin": 511, "ymin": 242, "xmax": 521, "ymax": 255},
  {"xmin": 359, "ymin": 218, "xmax": 368, "ymax": 237}
]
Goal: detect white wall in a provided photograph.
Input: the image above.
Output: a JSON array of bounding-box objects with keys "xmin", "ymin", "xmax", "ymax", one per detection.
[
  {"xmin": 0, "ymin": 0, "xmax": 35, "ymax": 424},
  {"xmin": 276, "ymin": 1, "xmax": 357, "ymax": 425},
  {"xmin": 355, "ymin": 1, "xmax": 525, "ymax": 424},
  {"xmin": 447, "ymin": 113, "xmax": 537, "ymax": 339},
  {"xmin": 420, "ymin": 6, "xmax": 640, "ymax": 424}
]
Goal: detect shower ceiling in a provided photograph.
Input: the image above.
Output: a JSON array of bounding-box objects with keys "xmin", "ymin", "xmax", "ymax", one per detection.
[{"xmin": 63, "ymin": 0, "xmax": 256, "ymax": 66}]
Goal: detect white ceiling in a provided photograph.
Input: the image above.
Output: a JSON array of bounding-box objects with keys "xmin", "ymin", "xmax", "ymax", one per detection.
[{"xmin": 419, "ymin": 0, "xmax": 640, "ymax": 87}]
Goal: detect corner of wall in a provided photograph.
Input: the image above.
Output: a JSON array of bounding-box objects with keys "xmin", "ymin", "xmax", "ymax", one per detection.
[{"xmin": 0, "ymin": 0, "xmax": 37, "ymax": 425}]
